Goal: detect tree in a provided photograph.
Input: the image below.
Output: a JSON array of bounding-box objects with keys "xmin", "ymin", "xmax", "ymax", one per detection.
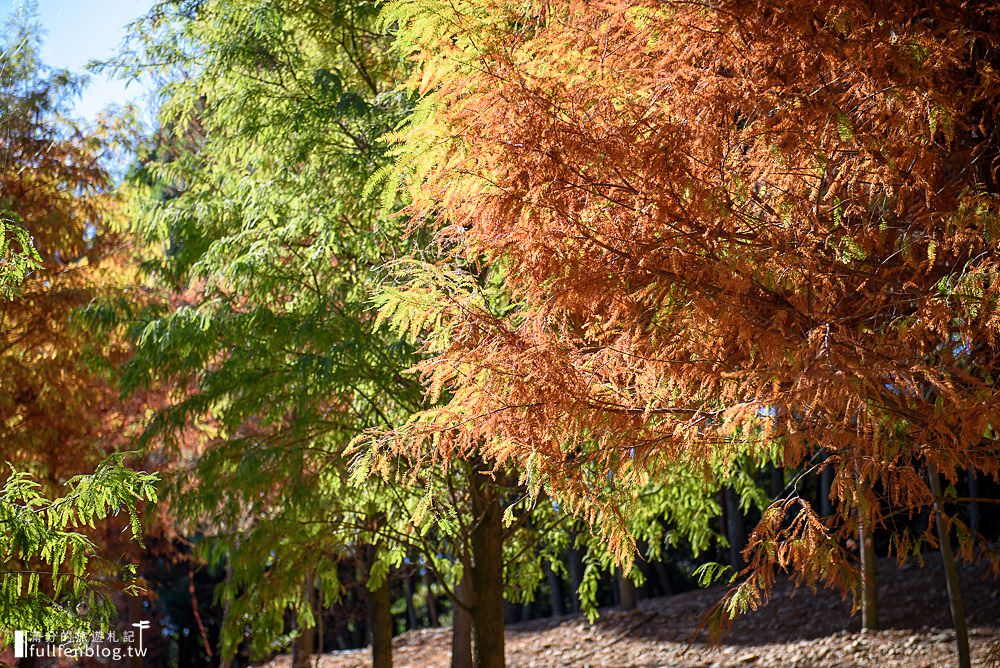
[
  {"xmin": 0, "ymin": 6, "xmax": 158, "ymax": 640},
  {"xmin": 115, "ymin": 3, "xmax": 595, "ymax": 666},
  {"xmin": 1, "ymin": 4, "xmax": 145, "ymax": 486},
  {"xmin": 376, "ymin": 0, "xmax": 1000, "ymax": 658},
  {"xmin": 115, "ymin": 1, "xmax": 423, "ymax": 663}
]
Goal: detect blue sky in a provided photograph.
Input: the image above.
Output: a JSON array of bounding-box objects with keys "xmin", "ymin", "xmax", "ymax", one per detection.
[{"xmin": 2, "ymin": 0, "xmax": 155, "ymax": 122}]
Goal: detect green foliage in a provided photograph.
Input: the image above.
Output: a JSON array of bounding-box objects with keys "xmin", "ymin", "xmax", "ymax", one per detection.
[
  {"xmin": 0, "ymin": 456, "xmax": 157, "ymax": 642},
  {"xmin": 692, "ymin": 562, "xmax": 734, "ymax": 588},
  {"xmin": 111, "ymin": 0, "xmax": 457, "ymax": 658},
  {"xmin": 0, "ymin": 213, "xmax": 40, "ymax": 299}
]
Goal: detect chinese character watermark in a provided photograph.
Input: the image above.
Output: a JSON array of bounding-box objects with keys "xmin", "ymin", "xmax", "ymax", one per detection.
[{"xmin": 13, "ymin": 620, "xmax": 149, "ymax": 662}]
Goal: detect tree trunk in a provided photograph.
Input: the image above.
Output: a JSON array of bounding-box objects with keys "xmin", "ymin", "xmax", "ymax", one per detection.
[
  {"xmin": 316, "ymin": 591, "xmax": 324, "ymax": 661},
  {"xmin": 967, "ymin": 471, "xmax": 980, "ymax": 534},
  {"xmin": 220, "ymin": 560, "xmax": 234, "ymax": 668},
  {"xmin": 405, "ymin": 574, "xmax": 418, "ymax": 630},
  {"xmin": 652, "ymin": 560, "xmax": 674, "ymax": 596},
  {"xmin": 546, "ymin": 561, "xmax": 564, "ymax": 617},
  {"xmin": 858, "ymin": 508, "xmax": 879, "ymax": 631},
  {"xmin": 566, "ymin": 547, "xmax": 583, "ymax": 614},
  {"xmin": 424, "ymin": 569, "xmax": 440, "ymax": 627},
  {"xmin": 928, "ymin": 462, "xmax": 971, "ymax": 668},
  {"xmin": 519, "ymin": 600, "xmax": 532, "ymax": 623},
  {"xmin": 470, "ymin": 467, "xmax": 505, "ymax": 668},
  {"xmin": 369, "ymin": 572, "xmax": 393, "ymax": 668},
  {"xmin": 292, "ymin": 585, "xmax": 316, "ymax": 668},
  {"xmin": 503, "ymin": 601, "xmax": 520, "ymax": 625},
  {"xmin": 353, "ymin": 599, "xmax": 368, "ymax": 649},
  {"xmin": 451, "ymin": 572, "xmax": 474, "ymax": 668},
  {"xmin": 769, "ymin": 463, "xmax": 783, "ymax": 498},
  {"xmin": 616, "ymin": 568, "xmax": 637, "ymax": 610},
  {"xmin": 723, "ymin": 486, "xmax": 746, "ymax": 570},
  {"xmin": 333, "ymin": 610, "xmax": 349, "ymax": 650},
  {"xmin": 820, "ymin": 465, "xmax": 834, "ymax": 517}
]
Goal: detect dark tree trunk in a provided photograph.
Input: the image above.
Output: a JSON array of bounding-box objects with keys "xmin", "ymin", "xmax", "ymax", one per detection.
[
  {"xmin": 858, "ymin": 508, "xmax": 879, "ymax": 631},
  {"xmin": 220, "ymin": 560, "xmax": 234, "ymax": 668},
  {"xmin": 316, "ymin": 590, "xmax": 324, "ymax": 660},
  {"xmin": 723, "ymin": 486, "xmax": 746, "ymax": 570},
  {"xmin": 369, "ymin": 573, "xmax": 393, "ymax": 668},
  {"xmin": 546, "ymin": 562, "xmax": 564, "ymax": 617},
  {"xmin": 405, "ymin": 574, "xmax": 418, "ymax": 630},
  {"xmin": 470, "ymin": 467, "xmax": 505, "ymax": 668},
  {"xmin": 503, "ymin": 601, "xmax": 521, "ymax": 625},
  {"xmin": 333, "ymin": 610, "xmax": 349, "ymax": 650},
  {"xmin": 820, "ymin": 465, "xmax": 834, "ymax": 517},
  {"xmin": 451, "ymin": 572, "xmax": 474, "ymax": 668},
  {"xmin": 353, "ymin": 603, "xmax": 368, "ymax": 649},
  {"xmin": 292, "ymin": 585, "xmax": 316, "ymax": 668},
  {"xmin": 769, "ymin": 463, "xmax": 783, "ymax": 498},
  {"xmin": 424, "ymin": 569, "xmax": 440, "ymax": 627},
  {"xmin": 566, "ymin": 547, "xmax": 583, "ymax": 613},
  {"xmin": 652, "ymin": 560, "xmax": 674, "ymax": 596},
  {"xmin": 967, "ymin": 471, "xmax": 980, "ymax": 534},
  {"xmin": 616, "ymin": 568, "xmax": 637, "ymax": 610},
  {"xmin": 928, "ymin": 462, "xmax": 971, "ymax": 668},
  {"xmin": 519, "ymin": 600, "xmax": 532, "ymax": 623}
]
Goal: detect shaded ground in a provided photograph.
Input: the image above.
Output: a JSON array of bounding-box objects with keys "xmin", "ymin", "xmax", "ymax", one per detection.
[{"xmin": 262, "ymin": 555, "xmax": 1000, "ymax": 667}]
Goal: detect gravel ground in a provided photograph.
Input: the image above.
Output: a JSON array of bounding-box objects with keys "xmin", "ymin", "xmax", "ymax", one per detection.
[{"xmin": 261, "ymin": 556, "xmax": 1000, "ymax": 667}]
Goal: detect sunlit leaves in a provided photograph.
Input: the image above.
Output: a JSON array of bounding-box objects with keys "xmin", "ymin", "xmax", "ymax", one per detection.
[
  {"xmin": 0, "ymin": 457, "xmax": 157, "ymax": 642},
  {"xmin": 0, "ymin": 214, "xmax": 41, "ymax": 299},
  {"xmin": 377, "ymin": 0, "xmax": 1000, "ymax": 631}
]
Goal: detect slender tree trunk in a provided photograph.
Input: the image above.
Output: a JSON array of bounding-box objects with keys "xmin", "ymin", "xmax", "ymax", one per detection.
[
  {"xmin": 220, "ymin": 560, "xmax": 234, "ymax": 668},
  {"xmin": 519, "ymin": 600, "xmax": 532, "ymax": 623},
  {"xmin": 928, "ymin": 462, "xmax": 971, "ymax": 668},
  {"xmin": 405, "ymin": 574, "xmax": 418, "ymax": 630},
  {"xmin": 316, "ymin": 591, "xmax": 324, "ymax": 664},
  {"xmin": 858, "ymin": 506, "xmax": 879, "ymax": 631},
  {"xmin": 615, "ymin": 568, "xmax": 637, "ymax": 610},
  {"xmin": 334, "ymin": 615, "xmax": 348, "ymax": 650},
  {"xmin": 451, "ymin": 572, "xmax": 474, "ymax": 668},
  {"xmin": 353, "ymin": 600, "xmax": 368, "ymax": 649},
  {"xmin": 723, "ymin": 487, "xmax": 746, "ymax": 570},
  {"xmin": 424, "ymin": 570, "xmax": 440, "ymax": 627},
  {"xmin": 369, "ymin": 573, "xmax": 393, "ymax": 668},
  {"xmin": 967, "ymin": 471, "xmax": 980, "ymax": 534},
  {"xmin": 653, "ymin": 560, "xmax": 673, "ymax": 596},
  {"xmin": 503, "ymin": 601, "xmax": 520, "ymax": 625},
  {"xmin": 769, "ymin": 463, "xmax": 783, "ymax": 498},
  {"xmin": 292, "ymin": 585, "xmax": 316, "ymax": 668},
  {"xmin": 635, "ymin": 550, "xmax": 656, "ymax": 599},
  {"xmin": 567, "ymin": 547, "xmax": 583, "ymax": 614},
  {"xmin": 820, "ymin": 465, "xmax": 834, "ymax": 517},
  {"xmin": 546, "ymin": 561, "xmax": 564, "ymax": 617},
  {"xmin": 470, "ymin": 467, "xmax": 505, "ymax": 668}
]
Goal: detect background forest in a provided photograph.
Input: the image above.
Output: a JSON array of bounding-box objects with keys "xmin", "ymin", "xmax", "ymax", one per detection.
[{"xmin": 2, "ymin": 1, "xmax": 1000, "ymax": 667}]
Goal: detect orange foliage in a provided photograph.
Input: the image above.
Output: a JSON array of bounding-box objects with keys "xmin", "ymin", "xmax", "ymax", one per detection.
[
  {"xmin": 0, "ymin": 72, "xmax": 148, "ymax": 487},
  {"xmin": 384, "ymin": 0, "xmax": 1000, "ymax": 598}
]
